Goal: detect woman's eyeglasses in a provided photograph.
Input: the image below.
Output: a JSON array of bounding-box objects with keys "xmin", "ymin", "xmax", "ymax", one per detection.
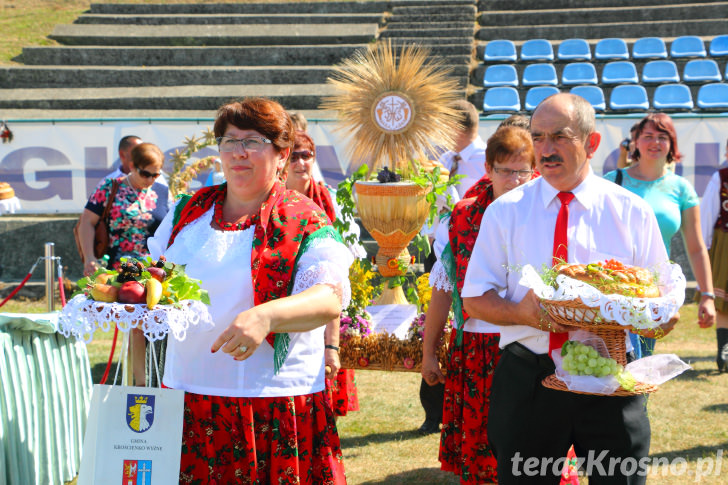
[
  {"xmin": 492, "ymin": 167, "xmax": 533, "ymax": 179},
  {"xmin": 216, "ymin": 136, "xmax": 272, "ymax": 153},
  {"xmin": 290, "ymin": 150, "xmax": 314, "ymax": 163},
  {"xmin": 138, "ymin": 168, "xmax": 161, "ymax": 179}
]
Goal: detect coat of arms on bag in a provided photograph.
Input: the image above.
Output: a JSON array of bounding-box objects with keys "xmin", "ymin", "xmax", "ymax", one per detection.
[
  {"xmin": 123, "ymin": 459, "xmax": 152, "ymax": 484},
  {"xmin": 126, "ymin": 394, "xmax": 155, "ymax": 433}
]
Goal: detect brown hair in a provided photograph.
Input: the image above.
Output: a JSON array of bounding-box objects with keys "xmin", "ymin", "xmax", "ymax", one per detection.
[
  {"xmin": 290, "ymin": 112, "xmax": 308, "ymax": 132},
  {"xmin": 485, "ymin": 126, "xmax": 535, "ymax": 170},
  {"xmin": 632, "ymin": 112, "xmax": 682, "ymax": 163},
  {"xmin": 451, "ymin": 99, "xmax": 479, "ymax": 133},
  {"xmin": 293, "ymin": 130, "xmax": 315, "ymax": 156},
  {"xmin": 131, "ymin": 143, "xmax": 164, "ymax": 170},
  {"xmin": 213, "ymin": 97, "xmax": 294, "ymax": 157},
  {"xmin": 498, "ymin": 114, "xmax": 530, "ymax": 131}
]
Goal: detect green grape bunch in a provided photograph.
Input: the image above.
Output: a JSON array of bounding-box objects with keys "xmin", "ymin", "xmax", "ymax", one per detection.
[{"xmin": 560, "ymin": 340, "xmax": 622, "ymax": 377}]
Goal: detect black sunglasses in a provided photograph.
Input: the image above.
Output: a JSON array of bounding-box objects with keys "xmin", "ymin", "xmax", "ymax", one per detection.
[{"xmin": 138, "ymin": 168, "xmax": 161, "ymax": 179}]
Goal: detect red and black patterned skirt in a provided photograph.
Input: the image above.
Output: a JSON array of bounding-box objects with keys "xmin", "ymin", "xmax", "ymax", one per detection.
[
  {"xmin": 325, "ymin": 369, "xmax": 359, "ymax": 417},
  {"xmin": 439, "ymin": 329, "xmax": 501, "ymax": 484},
  {"xmin": 179, "ymin": 390, "xmax": 347, "ymax": 484}
]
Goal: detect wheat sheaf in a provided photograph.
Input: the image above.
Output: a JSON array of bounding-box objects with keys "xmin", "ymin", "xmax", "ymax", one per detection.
[{"xmin": 321, "ymin": 41, "xmax": 463, "ymax": 178}]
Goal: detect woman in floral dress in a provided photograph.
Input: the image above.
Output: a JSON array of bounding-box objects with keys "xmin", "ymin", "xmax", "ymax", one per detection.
[
  {"xmin": 79, "ymin": 142, "xmax": 170, "ymax": 385},
  {"xmin": 148, "ymin": 98, "xmax": 352, "ymax": 483},
  {"xmin": 422, "ymin": 126, "xmax": 535, "ymax": 484}
]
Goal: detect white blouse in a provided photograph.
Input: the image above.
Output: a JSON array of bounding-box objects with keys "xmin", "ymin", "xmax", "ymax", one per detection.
[{"xmin": 147, "ymin": 203, "xmax": 353, "ymax": 398}]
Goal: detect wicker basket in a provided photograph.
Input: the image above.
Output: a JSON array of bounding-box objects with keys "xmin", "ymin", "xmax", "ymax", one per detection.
[
  {"xmin": 340, "ymin": 331, "xmax": 450, "ymax": 373},
  {"xmin": 540, "ymin": 298, "xmax": 659, "ymax": 396}
]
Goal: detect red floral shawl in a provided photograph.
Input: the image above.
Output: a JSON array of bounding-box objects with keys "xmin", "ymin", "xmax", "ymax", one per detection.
[
  {"xmin": 168, "ymin": 180, "xmax": 331, "ymax": 372},
  {"xmin": 442, "ymin": 184, "xmax": 495, "ymax": 344},
  {"xmin": 464, "ymin": 174, "xmax": 492, "ymax": 199},
  {"xmin": 305, "ymin": 180, "xmax": 336, "ymax": 223}
]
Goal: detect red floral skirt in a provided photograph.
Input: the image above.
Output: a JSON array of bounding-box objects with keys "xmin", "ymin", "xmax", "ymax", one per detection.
[
  {"xmin": 440, "ymin": 329, "xmax": 501, "ymax": 484},
  {"xmin": 179, "ymin": 390, "xmax": 347, "ymax": 484},
  {"xmin": 325, "ymin": 369, "xmax": 359, "ymax": 417}
]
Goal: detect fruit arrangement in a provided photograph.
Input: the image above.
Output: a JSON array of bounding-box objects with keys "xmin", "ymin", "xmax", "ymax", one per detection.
[
  {"xmin": 77, "ymin": 256, "xmax": 210, "ymax": 309},
  {"xmin": 560, "ymin": 340, "xmax": 636, "ymax": 391}
]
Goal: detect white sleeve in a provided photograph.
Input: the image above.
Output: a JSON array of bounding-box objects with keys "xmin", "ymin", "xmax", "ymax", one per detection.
[
  {"xmin": 461, "ymin": 205, "xmax": 507, "ymax": 298},
  {"xmin": 432, "ymin": 214, "xmax": 451, "ymax": 260},
  {"xmin": 429, "ymin": 260, "xmax": 453, "ymax": 292},
  {"xmin": 700, "ymin": 172, "xmax": 721, "ymax": 250},
  {"xmin": 291, "ymin": 236, "xmax": 354, "ymax": 310},
  {"xmin": 147, "ymin": 198, "xmax": 181, "ymax": 260}
]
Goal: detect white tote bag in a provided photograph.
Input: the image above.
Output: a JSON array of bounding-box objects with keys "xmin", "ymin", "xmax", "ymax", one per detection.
[{"xmin": 77, "ymin": 384, "xmax": 184, "ymax": 485}]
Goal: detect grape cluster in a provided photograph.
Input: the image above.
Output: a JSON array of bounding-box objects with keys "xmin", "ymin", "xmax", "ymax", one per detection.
[
  {"xmin": 561, "ymin": 341, "xmax": 622, "ymax": 378},
  {"xmin": 376, "ymin": 167, "xmax": 401, "ymax": 183},
  {"xmin": 117, "ymin": 260, "xmax": 144, "ymax": 283},
  {"xmin": 154, "ymin": 255, "xmax": 166, "ymax": 268}
]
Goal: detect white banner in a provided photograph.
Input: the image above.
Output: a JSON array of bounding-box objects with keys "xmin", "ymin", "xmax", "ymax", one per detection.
[{"xmin": 1, "ymin": 115, "xmax": 726, "ymax": 214}]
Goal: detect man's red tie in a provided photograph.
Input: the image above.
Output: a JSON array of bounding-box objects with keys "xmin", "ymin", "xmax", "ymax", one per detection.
[{"xmin": 548, "ymin": 192, "xmax": 575, "ymax": 356}]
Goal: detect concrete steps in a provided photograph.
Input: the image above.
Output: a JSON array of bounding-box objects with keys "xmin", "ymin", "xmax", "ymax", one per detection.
[{"xmin": 75, "ymin": 13, "xmax": 385, "ymax": 25}]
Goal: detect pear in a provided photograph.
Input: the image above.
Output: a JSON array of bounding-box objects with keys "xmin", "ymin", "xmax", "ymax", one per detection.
[
  {"xmin": 90, "ymin": 283, "xmax": 118, "ymax": 303},
  {"xmin": 146, "ymin": 278, "xmax": 163, "ymax": 309}
]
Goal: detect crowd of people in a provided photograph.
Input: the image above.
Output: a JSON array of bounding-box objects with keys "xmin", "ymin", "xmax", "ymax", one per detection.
[{"xmin": 77, "ymin": 93, "xmax": 727, "ymax": 483}]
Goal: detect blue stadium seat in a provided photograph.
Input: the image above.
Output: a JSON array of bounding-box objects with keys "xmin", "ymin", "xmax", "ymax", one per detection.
[
  {"xmin": 557, "ymin": 39, "xmax": 591, "ymax": 61},
  {"xmin": 595, "ymin": 38, "xmax": 629, "ymax": 60},
  {"xmin": 697, "ymin": 83, "xmax": 728, "ymax": 110},
  {"xmin": 632, "ymin": 37, "xmax": 668, "ymax": 60},
  {"xmin": 683, "ymin": 59, "xmax": 722, "ymax": 83},
  {"xmin": 609, "ymin": 85, "xmax": 649, "ymax": 111},
  {"xmin": 670, "ymin": 36, "xmax": 706, "ymax": 58},
  {"xmin": 601, "ymin": 61, "xmax": 639, "ymax": 84},
  {"xmin": 484, "ymin": 40, "xmax": 517, "ymax": 63},
  {"xmin": 482, "ymin": 87, "xmax": 521, "ymax": 112},
  {"xmin": 520, "ymin": 39, "xmax": 554, "ymax": 62},
  {"xmin": 561, "ymin": 62, "xmax": 598, "ymax": 85},
  {"xmin": 570, "ymin": 86, "xmax": 606, "ymax": 112},
  {"xmin": 653, "ymin": 83, "xmax": 694, "ymax": 110},
  {"xmin": 483, "ymin": 64, "xmax": 519, "ymax": 87},
  {"xmin": 641, "ymin": 60, "xmax": 680, "ymax": 84},
  {"xmin": 709, "ymin": 35, "xmax": 728, "ymax": 57},
  {"xmin": 525, "ymin": 86, "xmax": 560, "ymax": 111},
  {"xmin": 522, "ymin": 63, "xmax": 558, "ymax": 86}
]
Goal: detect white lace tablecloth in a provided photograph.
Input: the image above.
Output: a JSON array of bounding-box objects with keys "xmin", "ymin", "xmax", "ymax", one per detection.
[
  {"xmin": 520, "ymin": 261, "xmax": 686, "ymax": 329},
  {"xmin": 0, "ymin": 196, "xmax": 21, "ymax": 215},
  {"xmin": 58, "ymin": 294, "xmax": 214, "ymax": 343}
]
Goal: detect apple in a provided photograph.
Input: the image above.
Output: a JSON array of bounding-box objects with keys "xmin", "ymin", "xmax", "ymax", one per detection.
[
  {"xmin": 90, "ymin": 283, "xmax": 118, "ymax": 303},
  {"xmin": 146, "ymin": 266, "xmax": 166, "ymax": 282},
  {"xmin": 118, "ymin": 281, "xmax": 147, "ymax": 304}
]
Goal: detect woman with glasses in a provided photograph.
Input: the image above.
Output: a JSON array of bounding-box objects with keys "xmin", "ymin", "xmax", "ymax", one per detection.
[
  {"xmin": 604, "ymin": 113, "xmax": 716, "ymax": 358},
  {"xmin": 284, "ymin": 130, "xmax": 364, "ymax": 418},
  {"xmin": 422, "ymin": 125, "xmax": 535, "ymax": 484},
  {"xmin": 79, "ymin": 142, "xmax": 171, "ymax": 385},
  {"xmin": 148, "ymin": 98, "xmax": 352, "ymax": 483}
]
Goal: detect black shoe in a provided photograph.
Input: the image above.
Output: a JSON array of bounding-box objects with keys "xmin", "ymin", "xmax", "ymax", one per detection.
[
  {"xmin": 418, "ymin": 420, "xmax": 440, "ymax": 435},
  {"xmin": 717, "ymin": 329, "xmax": 728, "ymax": 373}
]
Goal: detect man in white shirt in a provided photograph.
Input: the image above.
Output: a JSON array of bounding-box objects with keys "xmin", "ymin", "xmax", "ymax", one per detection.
[
  {"xmin": 439, "ymin": 100, "xmax": 487, "ymax": 199},
  {"xmin": 461, "ymin": 93, "xmax": 678, "ymax": 484}
]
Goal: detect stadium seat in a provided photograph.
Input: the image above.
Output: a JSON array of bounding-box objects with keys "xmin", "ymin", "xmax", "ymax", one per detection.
[
  {"xmin": 561, "ymin": 62, "xmax": 598, "ymax": 85},
  {"xmin": 483, "ymin": 64, "xmax": 519, "ymax": 87},
  {"xmin": 670, "ymin": 36, "xmax": 706, "ymax": 58},
  {"xmin": 595, "ymin": 38, "xmax": 629, "ymax": 60},
  {"xmin": 683, "ymin": 59, "xmax": 722, "ymax": 83},
  {"xmin": 601, "ymin": 61, "xmax": 639, "ymax": 85},
  {"xmin": 709, "ymin": 35, "xmax": 728, "ymax": 57},
  {"xmin": 525, "ymin": 86, "xmax": 560, "ymax": 111},
  {"xmin": 609, "ymin": 85, "xmax": 649, "ymax": 111},
  {"xmin": 570, "ymin": 86, "xmax": 606, "ymax": 112},
  {"xmin": 484, "ymin": 40, "xmax": 517, "ymax": 63},
  {"xmin": 557, "ymin": 39, "xmax": 591, "ymax": 61},
  {"xmin": 522, "ymin": 63, "xmax": 558, "ymax": 86},
  {"xmin": 520, "ymin": 39, "xmax": 554, "ymax": 62},
  {"xmin": 696, "ymin": 83, "xmax": 728, "ymax": 110},
  {"xmin": 482, "ymin": 87, "xmax": 521, "ymax": 112},
  {"xmin": 641, "ymin": 60, "xmax": 680, "ymax": 84},
  {"xmin": 653, "ymin": 83, "xmax": 694, "ymax": 110},
  {"xmin": 632, "ymin": 37, "xmax": 668, "ymax": 60}
]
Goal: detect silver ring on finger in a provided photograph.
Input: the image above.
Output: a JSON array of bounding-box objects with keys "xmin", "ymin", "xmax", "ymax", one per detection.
[{"xmin": 238, "ymin": 344, "xmax": 248, "ymax": 354}]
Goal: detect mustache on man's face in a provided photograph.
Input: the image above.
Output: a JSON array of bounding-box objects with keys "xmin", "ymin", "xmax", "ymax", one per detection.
[{"xmin": 540, "ymin": 155, "xmax": 564, "ymax": 164}]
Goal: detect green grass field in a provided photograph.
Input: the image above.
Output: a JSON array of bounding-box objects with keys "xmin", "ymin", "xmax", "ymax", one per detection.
[{"xmin": 3, "ymin": 298, "xmax": 727, "ymax": 484}]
